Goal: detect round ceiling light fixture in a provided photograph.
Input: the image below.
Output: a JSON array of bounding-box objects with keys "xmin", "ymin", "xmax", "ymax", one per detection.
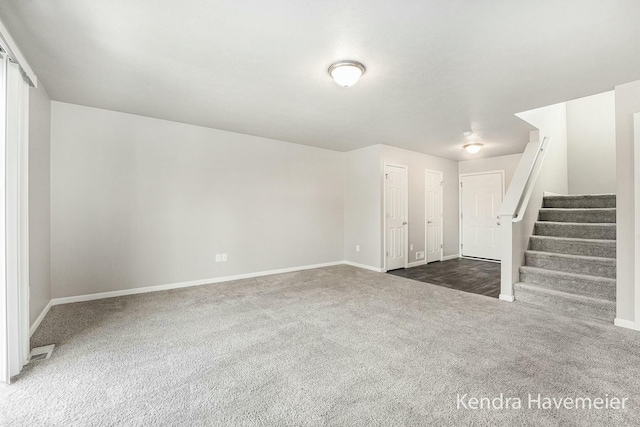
[
  {"xmin": 464, "ymin": 143, "xmax": 484, "ymax": 154},
  {"xmin": 328, "ymin": 61, "xmax": 366, "ymax": 87}
]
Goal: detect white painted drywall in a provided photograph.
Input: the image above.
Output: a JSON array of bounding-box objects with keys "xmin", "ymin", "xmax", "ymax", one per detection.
[
  {"xmin": 378, "ymin": 145, "xmax": 459, "ymax": 266},
  {"xmin": 615, "ymin": 80, "xmax": 640, "ymax": 323},
  {"xmin": 506, "ymin": 102, "xmax": 569, "ymax": 285},
  {"xmin": 28, "ymin": 83, "xmax": 51, "ymax": 326},
  {"xmin": 342, "ymin": 144, "xmax": 459, "ymax": 270},
  {"xmin": 50, "ymin": 102, "xmax": 345, "ymax": 298},
  {"xmin": 343, "ymin": 145, "xmax": 382, "ymax": 269},
  {"xmin": 635, "ymin": 112, "xmax": 640, "ymax": 330},
  {"xmin": 458, "ymin": 153, "xmax": 523, "ymax": 191},
  {"xmin": 4, "ymin": 2, "xmax": 639, "ymax": 160},
  {"xmin": 566, "ymin": 91, "xmax": 616, "ymax": 194}
]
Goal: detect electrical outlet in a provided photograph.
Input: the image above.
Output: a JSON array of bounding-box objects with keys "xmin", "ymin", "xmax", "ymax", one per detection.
[
  {"xmin": 416, "ymin": 251, "xmax": 425, "ymax": 260},
  {"xmin": 215, "ymin": 254, "xmax": 221, "ymax": 262},
  {"xmin": 221, "ymin": 253, "xmax": 228, "ymax": 262},
  {"xmin": 355, "ymin": 245, "xmax": 360, "ymax": 252},
  {"xmin": 410, "ymin": 244, "xmax": 414, "ymax": 251}
]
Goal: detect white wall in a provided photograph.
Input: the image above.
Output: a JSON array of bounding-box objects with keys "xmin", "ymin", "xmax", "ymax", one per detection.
[
  {"xmin": 566, "ymin": 91, "xmax": 616, "ymax": 194},
  {"xmin": 343, "ymin": 144, "xmax": 459, "ymax": 270},
  {"xmin": 47, "ymin": 101, "xmax": 534, "ymax": 299},
  {"xmin": 635, "ymin": 112, "xmax": 640, "ymax": 329},
  {"xmin": 28, "ymin": 83, "xmax": 51, "ymax": 325},
  {"xmin": 458, "ymin": 153, "xmax": 523, "ymax": 191},
  {"xmin": 50, "ymin": 102, "xmax": 345, "ymax": 298},
  {"xmin": 379, "ymin": 145, "xmax": 459, "ymax": 266},
  {"xmin": 344, "ymin": 145, "xmax": 382, "ymax": 269},
  {"xmin": 503, "ymin": 103, "xmax": 569, "ymax": 287},
  {"xmin": 615, "ymin": 80, "xmax": 640, "ymax": 323}
]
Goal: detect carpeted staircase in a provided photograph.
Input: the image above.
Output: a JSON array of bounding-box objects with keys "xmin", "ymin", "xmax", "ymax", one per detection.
[{"xmin": 514, "ymin": 194, "xmax": 616, "ymax": 322}]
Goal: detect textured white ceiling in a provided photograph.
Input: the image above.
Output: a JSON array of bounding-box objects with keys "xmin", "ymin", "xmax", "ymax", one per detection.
[{"xmin": 1, "ymin": 1, "xmax": 638, "ymax": 160}]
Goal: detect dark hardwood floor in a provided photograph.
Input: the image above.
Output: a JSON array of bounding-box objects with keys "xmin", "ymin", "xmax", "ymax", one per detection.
[{"xmin": 387, "ymin": 257, "xmax": 501, "ymax": 298}]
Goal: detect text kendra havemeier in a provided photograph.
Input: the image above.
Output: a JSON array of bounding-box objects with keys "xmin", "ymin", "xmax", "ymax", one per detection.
[{"xmin": 457, "ymin": 394, "xmax": 629, "ymax": 410}]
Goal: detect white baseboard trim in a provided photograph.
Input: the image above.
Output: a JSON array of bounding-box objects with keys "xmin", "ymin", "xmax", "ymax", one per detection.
[
  {"xmin": 614, "ymin": 318, "xmax": 637, "ymax": 330},
  {"xmin": 30, "ymin": 299, "xmax": 52, "ymax": 337},
  {"xmin": 407, "ymin": 260, "xmax": 426, "ymax": 268},
  {"xmin": 342, "ymin": 261, "xmax": 384, "ymax": 273},
  {"xmin": 51, "ymin": 261, "xmax": 345, "ymax": 306},
  {"xmin": 442, "ymin": 254, "xmax": 460, "ymax": 261},
  {"xmin": 499, "ymin": 294, "xmax": 515, "ymax": 302}
]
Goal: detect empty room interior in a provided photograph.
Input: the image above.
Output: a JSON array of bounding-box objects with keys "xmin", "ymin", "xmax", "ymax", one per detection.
[{"xmin": 1, "ymin": 1, "xmax": 640, "ymax": 425}]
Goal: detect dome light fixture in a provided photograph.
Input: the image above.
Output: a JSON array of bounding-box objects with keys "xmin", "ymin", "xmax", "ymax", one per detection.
[
  {"xmin": 328, "ymin": 61, "xmax": 366, "ymax": 87},
  {"xmin": 464, "ymin": 143, "xmax": 484, "ymax": 154}
]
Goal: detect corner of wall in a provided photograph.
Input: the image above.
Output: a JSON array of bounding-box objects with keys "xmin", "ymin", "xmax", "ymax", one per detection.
[
  {"xmin": 615, "ymin": 80, "xmax": 640, "ymax": 324},
  {"xmin": 343, "ymin": 145, "xmax": 384, "ymax": 270},
  {"xmin": 28, "ymin": 80, "xmax": 52, "ymax": 329}
]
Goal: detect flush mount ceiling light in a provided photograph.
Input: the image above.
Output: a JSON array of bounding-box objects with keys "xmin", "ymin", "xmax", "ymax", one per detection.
[
  {"xmin": 328, "ymin": 61, "xmax": 366, "ymax": 87},
  {"xmin": 464, "ymin": 143, "xmax": 484, "ymax": 154}
]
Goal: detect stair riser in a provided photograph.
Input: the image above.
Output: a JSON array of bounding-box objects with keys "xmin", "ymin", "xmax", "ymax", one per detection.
[
  {"xmin": 529, "ymin": 238, "xmax": 616, "ymax": 258},
  {"xmin": 514, "ymin": 284, "xmax": 615, "ymax": 323},
  {"xmin": 543, "ymin": 196, "xmax": 616, "ymax": 209},
  {"xmin": 525, "ymin": 253, "xmax": 616, "ymax": 278},
  {"xmin": 519, "ymin": 268, "xmax": 615, "ymax": 300},
  {"xmin": 539, "ymin": 209, "xmax": 615, "ymax": 223},
  {"xmin": 534, "ymin": 223, "xmax": 616, "ymax": 240}
]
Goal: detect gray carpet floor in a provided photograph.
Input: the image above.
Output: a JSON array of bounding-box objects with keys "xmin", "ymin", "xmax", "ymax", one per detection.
[{"xmin": 2, "ymin": 265, "xmax": 639, "ymax": 426}]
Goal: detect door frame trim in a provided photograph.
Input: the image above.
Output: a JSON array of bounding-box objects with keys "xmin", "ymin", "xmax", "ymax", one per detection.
[
  {"xmin": 458, "ymin": 170, "xmax": 505, "ymax": 261},
  {"xmin": 425, "ymin": 169, "xmax": 444, "ymax": 263},
  {"xmin": 383, "ymin": 163, "xmax": 409, "ymax": 272}
]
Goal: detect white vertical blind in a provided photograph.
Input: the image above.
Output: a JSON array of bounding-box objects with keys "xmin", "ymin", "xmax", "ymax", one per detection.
[
  {"xmin": 0, "ymin": 53, "xmax": 8, "ymax": 384},
  {"xmin": 0, "ymin": 54, "xmax": 31, "ymax": 383}
]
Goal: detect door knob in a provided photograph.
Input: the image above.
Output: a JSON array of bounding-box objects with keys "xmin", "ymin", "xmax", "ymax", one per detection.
[
  {"xmin": 427, "ymin": 221, "xmax": 432, "ymax": 224},
  {"xmin": 497, "ymin": 221, "xmax": 501, "ymax": 226},
  {"xmin": 403, "ymin": 221, "xmax": 408, "ymax": 225}
]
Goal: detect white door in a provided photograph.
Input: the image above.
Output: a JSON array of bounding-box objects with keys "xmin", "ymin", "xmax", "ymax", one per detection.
[
  {"xmin": 460, "ymin": 172, "xmax": 503, "ymax": 261},
  {"xmin": 425, "ymin": 170, "xmax": 443, "ymax": 263},
  {"xmin": 385, "ymin": 164, "xmax": 408, "ymax": 270}
]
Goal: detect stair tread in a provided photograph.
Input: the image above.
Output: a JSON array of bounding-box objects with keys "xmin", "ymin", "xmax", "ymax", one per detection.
[
  {"xmin": 543, "ymin": 194, "xmax": 616, "ymax": 199},
  {"xmin": 519, "ymin": 266, "xmax": 615, "ymax": 300},
  {"xmin": 525, "ymin": 250, "xmax": 616, "ymax": 264},
  {"xmin": 535, "ymin": 221, "xmax": 616, "ymax": 226},
  {"xmin": 514, "ymin": 282, "xmax": 615, "ymax": 305},
  {"xmin": 539, "ymin": 208, "xmax": 616, "ymax": 211},
  {"xmin": 543, "ymin": 194, "xmax": 616, "ymax": 209},
  {"xmin": 520, "ymin": 192, "xmax": 617, "ymax": 321},
  {"xmin": 535, "ymin": 221, "xmax": 616, "ymax": 240},
  {"xmin": 529, "ymin": 235, "xmax": 616, "ymax": 245},
  {"xmin": 519, "ymin": 266, "xmax": 617, "ymax": 283}
]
